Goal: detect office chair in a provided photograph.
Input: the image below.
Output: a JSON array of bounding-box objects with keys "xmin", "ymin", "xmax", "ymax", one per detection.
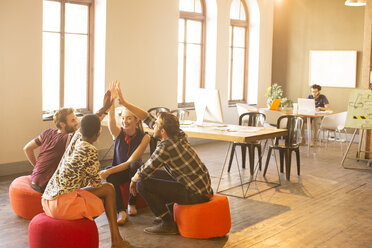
[
  {"xmin": 147, "ymin": 107, "xmax": 170, "ymax": 117},
  {"xmin": 263, "ymin": 115, "xmax": 303, "ymax": 180},
  {"xmin": 170, "ymin": 109, "xmax": 190, "ymax": 121},
  {"xmin": 259, "ymin": 108, "xmax": 286, "ymax": 127},
  {"xmin": 318, "ymin": 111, "xmax": 347, "ymax": 145},
  {"xmin": 227, "ymin": 112, "xmax": 266, "ymax": 175}
]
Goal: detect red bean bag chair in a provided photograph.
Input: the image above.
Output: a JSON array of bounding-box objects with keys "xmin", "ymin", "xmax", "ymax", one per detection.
[
  {"xmin": 173, "ymin": 194, "xmax": 231, "ymax": 239},
  {"xmin": 119, "ymin": 181, "xmax": 147, "ymax": 208},
  {"xmin": 9, "ymin": 175, "xmax": 43, "ymax": 220},
  {"xmin": 28, "ymin": 213, "xmax": 99, "ymax": 248}
]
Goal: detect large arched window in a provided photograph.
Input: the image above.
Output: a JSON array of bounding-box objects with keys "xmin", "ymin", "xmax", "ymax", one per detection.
[
  {"xmin": 229, "ymin": 0, "xmax": 248, "ymax": 103},
  {"xmin": 178, "ymin": 0, "xmax": 206, "ymax": 107}
]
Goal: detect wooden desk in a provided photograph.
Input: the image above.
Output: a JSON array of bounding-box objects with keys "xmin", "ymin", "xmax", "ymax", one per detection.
[
  {"xmin": 180, "ymin": 124, "xmax": 287, "ymax": 143},
  {"xmin": 179, "ymin": 123, "xmax": 287, "ymax": 198}
]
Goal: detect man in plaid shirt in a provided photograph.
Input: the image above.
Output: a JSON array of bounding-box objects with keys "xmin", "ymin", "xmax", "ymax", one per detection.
[{"xmin": 114, "ymin": 82, "xmax": 213, "ymax": 235}]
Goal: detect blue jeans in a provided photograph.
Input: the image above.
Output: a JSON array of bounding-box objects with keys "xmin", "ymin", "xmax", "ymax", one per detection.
[
  {"xmin": 106, "ymin": 161, "xmax": 141, "ymax": 212},
  {"xmin": 137, "ymin": 169, "xmax": 209, "ymax": 222}
]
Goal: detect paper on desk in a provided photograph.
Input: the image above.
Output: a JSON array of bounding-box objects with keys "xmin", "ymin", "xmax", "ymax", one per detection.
[{"xmin": 213, "ymin": 126, "xmax": 263, "ymax": 132}]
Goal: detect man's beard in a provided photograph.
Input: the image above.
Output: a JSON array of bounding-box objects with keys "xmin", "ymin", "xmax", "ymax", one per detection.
[
  {"xmin": 65, "ymin": 124, "xmax": 76, "ymax": 133},
  {"xmin": 153, "ymin": 129, "xmax": 162, "ymax": 140}
]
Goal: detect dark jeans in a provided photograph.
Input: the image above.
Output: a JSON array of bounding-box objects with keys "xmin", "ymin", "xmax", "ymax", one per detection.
[
  {"xmin": 106, "ymin": 161, "xmax": 141, "ymax": 212},
  {"xmin": 137, "ymin": 169, "xmax": 209, "ymax": 222}
]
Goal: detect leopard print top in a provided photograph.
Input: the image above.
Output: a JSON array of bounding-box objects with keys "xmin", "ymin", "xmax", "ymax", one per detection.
[{"xmin": 43, "ymin": 131, "xmax": 102, "ymax": 200}]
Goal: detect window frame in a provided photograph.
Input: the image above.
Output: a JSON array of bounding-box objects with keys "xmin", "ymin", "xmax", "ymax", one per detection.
[
  {"xmin": 228, "ymin": 1, "xmax": 249, "ymax": 105},
  {"xmin": 178, "ymin": 0, "xmax": 206, "ymax": 108},
  {"xmin": 42, "ymin": 0, "xmax": 94, "ymax": 114}
]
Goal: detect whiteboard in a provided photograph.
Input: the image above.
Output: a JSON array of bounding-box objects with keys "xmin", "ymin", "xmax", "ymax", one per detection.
[{"xmin": 309, "ymin": 50, "xmax": 356, "ymax": 88}]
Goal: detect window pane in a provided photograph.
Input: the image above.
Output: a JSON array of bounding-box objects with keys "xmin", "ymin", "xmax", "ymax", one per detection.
[
  {"xmin": 42, "ymin": 32, "xmax": 60, "ymax": 111},
  {"xmin": 177, "ymin": 44, "xmax": 185, "ymax": 103},
  {"xmin": 64, "ymin": 34, "xmax": 88, "ymax": 109},
  {"xmin": 186, "ymin": 20, "xmax": 201, "ymax": 44},
  {"xmin": 185, "ymin": 44, "xmax": 201, "ymax": 102},
  {"xmin": 240, "ymin": 2, "xmax": 246, "ymax": 21},
  {"xmin": 178, "ymin": 19, "xmax": 185, "ymax": 42},
  {"xmin": 231, "ymin": 47, "xmax": 245, "ymax": 100},
  {"xmin": 65, "ymin": 3, "xmax": 88, "ymax": 34},
  {"xmin": 43, "ymin": 0, "xmax": 60, "ymax": 32},
  {"xmin": 233, "ymin": 27, "xmax": 245, "ymax": 48},
  {"xmin": 195, "ymin": 0, "xmax": 202, "ymax": 13},
  {"xmin": 230, "ymin": 0, "xmax": 240, "ymax": 20},
  {"xmin": 179, "ymin": 0, "xmax": 194, "ymax": 12}
]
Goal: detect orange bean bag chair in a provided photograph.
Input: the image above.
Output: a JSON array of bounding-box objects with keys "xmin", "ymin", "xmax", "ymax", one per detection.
[
  {"xmin": 173, "ymin": 194, "xmax": 231, "ymax": 239},
  {"xmin": 9, "ymin": 175, "xmax": 44, "ymax": 220},
  {"xmin": 119, "ymin": 181, "xmax": 147, "ymax": 208},
  {"xmin": 29, "ymin": 213, "xmax": 99, "ymax": 248}
]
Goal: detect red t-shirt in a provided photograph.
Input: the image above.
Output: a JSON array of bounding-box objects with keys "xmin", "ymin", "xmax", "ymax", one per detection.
[{"xmin": 31, "ymin": 128, "xmax": 71, "ymax": 189}]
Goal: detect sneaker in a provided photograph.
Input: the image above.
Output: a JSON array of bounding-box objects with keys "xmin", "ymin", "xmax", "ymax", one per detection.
[
  {"xmin": 152, "ymin": 217, "xmax": 162, "ymax": 225},
  {"xmin": 144, "ymin": 221, "xmax": 179, "ymax": 235}
]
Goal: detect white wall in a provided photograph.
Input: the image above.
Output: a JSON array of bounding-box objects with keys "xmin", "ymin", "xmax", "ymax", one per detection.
[
  {"xmin": 0, "ymin": 0, "xmax": 46, "ymax": 165},
  {"xmin": 0, "ymin": 0, "xmax": 274, "ymax": 168},
  {"xmin": 105, "ymin": 0, "xmax": 179, "ymax": 111}
]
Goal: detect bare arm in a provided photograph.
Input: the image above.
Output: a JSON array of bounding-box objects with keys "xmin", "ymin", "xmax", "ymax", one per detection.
[
  {"xmin": 115, "ymin": 82, "xmax": 148, "ymax": 120},
  {"xmin": 100, "ymin": 134, "xmax": 151, "ymax": 178},
  {"xmin": 108, "ymin": 102, "xmax": 121, "ymax": 139},
  {"xmin": 23, "ymin": 140, "xmax": 40, "ymax": 167},
  {"xmin": 317, "ymin": 104, "xmax": 330, "ymax": 111},
  {"xmin": 96, "ymin": 89, "xmax": 114, "ymax": 121}
]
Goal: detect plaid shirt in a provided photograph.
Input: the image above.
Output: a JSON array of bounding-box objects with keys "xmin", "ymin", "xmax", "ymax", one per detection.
[{"xmin": 136, "ymin": 114, "xmax": 213, "ymax": 196}]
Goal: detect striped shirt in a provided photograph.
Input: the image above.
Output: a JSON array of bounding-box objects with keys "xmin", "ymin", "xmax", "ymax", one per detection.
[{"xmin": 135, "ymin": 114, "xmax": 213, "ymax": 196}]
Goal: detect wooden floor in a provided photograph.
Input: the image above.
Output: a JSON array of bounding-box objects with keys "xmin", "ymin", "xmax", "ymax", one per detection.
[{"xmin": 1, "ymin": 140, "xmax": 372, "ymax": 248}]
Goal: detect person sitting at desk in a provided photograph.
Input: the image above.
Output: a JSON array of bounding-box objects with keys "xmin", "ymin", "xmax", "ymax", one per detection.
[
  {"xmin": 307, "ymin": 84, "xmax": 330, "ymax": 111},
  {"xmin": 99, "ymin": 81, "xmax": 151, "ymax": 225},
  {"xmin": 301, "ymin": 84, "xmax": 331, "ymax": 145},
  {"xmin": 113, "ymin": 81, "xmax": 213, "ymax": 235}
]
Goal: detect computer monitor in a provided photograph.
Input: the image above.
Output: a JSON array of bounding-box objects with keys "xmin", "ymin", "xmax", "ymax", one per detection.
[
  {"xmin": 297, "ymin": 98, "xmax": 316, "ymax": 115},
  {"xmin": 194, "ymin": 88, "xmax": 224, "ymax": 125}
]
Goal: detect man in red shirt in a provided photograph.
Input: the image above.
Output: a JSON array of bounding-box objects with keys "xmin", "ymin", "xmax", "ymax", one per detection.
[{"xmin": 23, "ymin": 108, "xmax": 79, "ymax": 193}]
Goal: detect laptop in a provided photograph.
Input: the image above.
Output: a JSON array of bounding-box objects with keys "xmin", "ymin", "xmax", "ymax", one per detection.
[
  {"xmin": 297, "ymin": 98, "xmax": 316, "ymax": 115},
  {"xmin": 269, "ymin": 99, "xmax": 281, "ymax": 110}
]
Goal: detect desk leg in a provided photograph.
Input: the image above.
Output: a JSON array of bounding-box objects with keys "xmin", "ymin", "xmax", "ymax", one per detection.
[{"xmin": 307, "ymin": 117, "xmax": 311, "ymax": 152}]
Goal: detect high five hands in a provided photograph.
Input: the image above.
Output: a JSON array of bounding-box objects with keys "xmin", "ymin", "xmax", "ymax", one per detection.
[{"xmin": 109, "ymin": 80, "xmax": 126, "ymax": 106}]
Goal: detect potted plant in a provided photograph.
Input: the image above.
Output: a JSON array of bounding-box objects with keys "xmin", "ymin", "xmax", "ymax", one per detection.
[{"xmin": 265, "ymin": 83, "xmax": 293, "ymax": 108}]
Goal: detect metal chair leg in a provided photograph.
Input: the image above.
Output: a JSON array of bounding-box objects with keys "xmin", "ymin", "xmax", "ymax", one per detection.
[
  {"xmin": 248, "ymin": 145, "xmax": 254, "ymax": 175},
  {"xmin": 241, "ymin": 145, "xmax": 247, "ymax": 169},
  {"xmin": 279, "ymin": 150, "xmax": 284, "ymax": 173},
  {"xmin": 227, "ymin": 143, "xmax": 236, "ymax": 172},
  {"xmin": 295, "ymin": 149, "xmax": 300, "ymax": 175},
  {"xmin": 263, "ymin": 147, "xmax": 273, "ymax": 176},
  {"xmin": 285, "ymin": 149, "xmax": 291, "ymax": 180}
]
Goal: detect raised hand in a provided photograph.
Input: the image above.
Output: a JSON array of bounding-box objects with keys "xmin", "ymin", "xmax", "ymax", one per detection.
[
  {"xmin": 102, "ymin": 90, "xmax": 114, "ymax": 112},
  {"xmin": 115, "ymin": 81, "xmax": 126, "ymax": 106},
  {"xmin": 109, "ymin": 80, "xmax": 118, "ymax": 99}
]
